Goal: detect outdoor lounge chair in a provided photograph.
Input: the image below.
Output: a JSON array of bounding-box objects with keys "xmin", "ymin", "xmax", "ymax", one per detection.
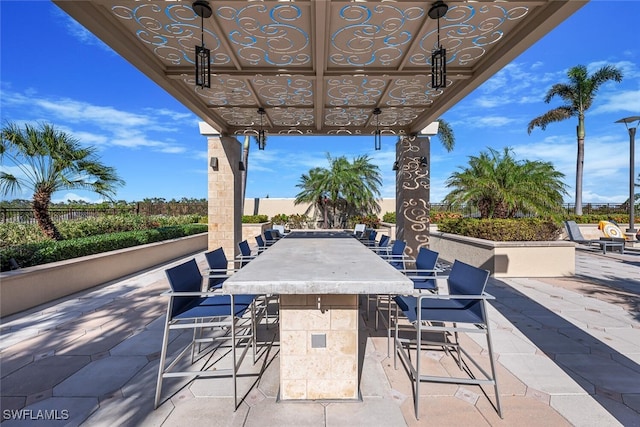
[
  {"xmin": 393, "ymin": 259, "xmax": 502, "ymax": 420},
  {"xmin": 564, "ymin": 220, "xmax": 624, "ymax": 254},
  {"xmin": 155, "ymin": 259, "xmax": 257, "ymax": 409}
]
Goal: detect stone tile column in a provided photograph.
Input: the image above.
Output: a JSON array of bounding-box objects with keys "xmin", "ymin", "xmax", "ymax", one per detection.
[
  {"xmin": 395, "ymin": 135, "xmax": 431, "ymax": 259},
  {"xmin": 200, "ymin": 123, "xmax": 243, "ymax": 258}
]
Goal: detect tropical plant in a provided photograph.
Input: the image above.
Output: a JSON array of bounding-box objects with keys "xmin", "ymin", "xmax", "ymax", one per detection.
[
  {"xmin": 527, "ymin": 64, "xmax": 623, "ymax": 216},
  {"xmin": 435, "ymin": 118, "xmax": 455, "ymax": 152},
  {"xmin": 443, "ymin": 147, "xmax": 568, "ymax": 219},
  {"xmin": 294, "ymin": 154, "xmax": 382, "ymax": 228},
  {"xmin": 0, "ymin": 122, "xmax": 124, "ymax": 240},
  {"xmin": 270, "ymin": 213, "xmax": 289, "ymax": 225}
]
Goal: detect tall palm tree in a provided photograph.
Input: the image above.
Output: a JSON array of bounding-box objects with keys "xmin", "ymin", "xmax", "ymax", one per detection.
[
  {"xmin": 436, "ymin": 118, "xmax": 455, "ymax": 152},
  {"xmin": 527, "ymin": 64, "xmax": 623, "ymax": 215},
  {"xmin": 1, "ymin": 122, "xmax": 124, "ymax": 240},
  {"xmin": 294, "ymin": 154, "xmax": 382, "ymax": 228},
  {"xmin": 443, "ymin": 147, "xmax": 567, "ymax": 219}
]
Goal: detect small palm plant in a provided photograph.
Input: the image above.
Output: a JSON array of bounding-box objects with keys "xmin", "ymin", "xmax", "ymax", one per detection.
[{"xmin": 443, "ymin": 147, "xmax": 567, "ymax": 219}]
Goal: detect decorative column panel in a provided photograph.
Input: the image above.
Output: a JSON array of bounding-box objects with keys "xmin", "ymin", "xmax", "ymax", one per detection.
[
  {"xmin": 200, "ymin": 123, "xmax": 243, "ymax": 259},
  {"xmin": 395, "ymin": 135, "xmax": 430, "ymax": 259}
]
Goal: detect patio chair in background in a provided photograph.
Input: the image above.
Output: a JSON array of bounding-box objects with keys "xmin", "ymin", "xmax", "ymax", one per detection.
[
  {"xmin": 369, "ymin": 234, "xmax": 390, "ymax": 254},
  {"xmin": 272, "ymin": 224, "xmax": 288, "ymax": 236},
  {"xmin": 353, "ymin": 223, "xmax": 366, "ymax": 238},
  {"xmin": 236, "ymin": 239, "xmax": 258, "ymax": 268},
  {"xmin": 564, "ymin": 220, "xmax": 624, "ymax": 254},
  {"xmin": 204, "ymin": 247, "xmax": 238, "ymax": 290},
  {"xmin": 379, "ymin": 239, "xmax": 409, "ymax": 270},
  {"xmin": 155, "ymin": 258, "xmax": 257, "ymax": 409},
  {"xmin": 254, "ymin": 235, "xmax": 270, "ymax": 254},
  {"xmin": 393, "ymin": 259, "xmax": 502, "ymax": 420},
  {"xmin": 263, "ymin": 230, "xmax": 278, "ymax": 246},
  {"xmin": 361, "ymin": 229, "xmax": 378, "ymax": 247}
]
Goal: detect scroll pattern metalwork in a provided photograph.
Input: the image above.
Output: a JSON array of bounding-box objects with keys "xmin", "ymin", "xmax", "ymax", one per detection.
[
  {"xmin": 410, "ymin": 4, "xmax": 529, "ymax": 66},
  {"xmin": 326, "ymin": 77, "xmax": 387, "ymax": 107},
  {"xmin": 217, "ymin": 3, "xmax": 310, "ymax": 66},
  {"xmin": 191, "ymin": 76, "xmax": 253, "ymax": 106},
  {"xmin": 330, "ymin": 4, "xmax": 424, "ymax": 66},
  {"xmin": 253, "ymin": 76, "xmax": 313, "ymax": 106},
  {"xmin": 397, "ymin": 135, "xmax": 431, "ymax": 257},
  {"xmin": 112, "ymin": 3, "xmax": 230, "ymax": 66}
]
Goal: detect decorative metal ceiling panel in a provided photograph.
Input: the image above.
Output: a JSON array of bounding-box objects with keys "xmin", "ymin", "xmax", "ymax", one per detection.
[{"xmin": 55, "ymin": 0, "xmax": 586, "ymax": 136}]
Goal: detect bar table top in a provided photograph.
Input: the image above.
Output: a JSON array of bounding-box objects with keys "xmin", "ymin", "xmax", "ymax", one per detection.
[{"xmin": 223, "ymin": 231, "xmax": 413, "ymax": 295}]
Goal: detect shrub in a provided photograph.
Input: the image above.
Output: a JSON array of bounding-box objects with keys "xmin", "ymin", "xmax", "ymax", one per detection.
[
  {"xmin": 437, "ymin": 218, "xmax": 562, "ymax": 241},
  {"xmin": 0, "ymin": 224, "xmax": 207, "ymax": 271},
  {"xmin": 350, "ymin": 214, "xmax": 381, "ymax": 230},
  {"xmin": 271, "ymin": 213, "xmax": 289, "ymax": 225},
  {"xmin": 242, "ymin": 214, "xmax": 269, "ymax": 223},
  {"xmin": 430, "ymin": 211, "xmax": 463, "ymax": 223},
  {"xmin": 382, "ymin": 212, "xmax": 396, "ymax": 223},
  {"xmin": 0, "ymin": 214, "xmax": 203, "ymax": 247},
  {"xmin": 287, "ymin": 213, "xmax": 309, "ymax": 229}
]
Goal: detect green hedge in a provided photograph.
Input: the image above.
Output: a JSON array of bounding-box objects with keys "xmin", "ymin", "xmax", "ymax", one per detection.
[
  {"xmin": 437, "ymin": 218, "xmax": 562, "ymax": 241},
  {"xmin": 242, "ymin": 214, "xmax": 269, "ymax": 223},
  {"xmin": 0, "ymin": 224, "xmax": 207, "ymax": 272},
  {"xmin": 0, "ymin": 214, "xmax": 204, "ymax": 247}
]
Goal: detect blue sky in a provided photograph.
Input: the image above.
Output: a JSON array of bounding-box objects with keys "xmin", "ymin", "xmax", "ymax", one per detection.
[{"xmin": 1, "ymin": 1, "xmax": 639, "ymax": 205}]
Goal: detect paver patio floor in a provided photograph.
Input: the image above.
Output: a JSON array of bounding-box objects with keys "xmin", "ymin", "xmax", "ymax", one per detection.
[{"xmin": 1, "ymin": 248, "xmax": 639, "ymax": 426}]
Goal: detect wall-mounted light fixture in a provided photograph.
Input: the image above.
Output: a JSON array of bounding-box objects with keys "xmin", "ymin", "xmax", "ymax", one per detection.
[
  {"xmin": 429, "ymin": 1, "xmax": 448, "ymax": 89},
  {"xmin": 192, "ymin": 0, "xmax": 212, "ymax": 88},
  {"xmin": 257, "ymin": 107, "xmax": 267, "ymax": 150},
  {"xmin": 209, "ymin": 156, "xmax": 218, "ymax": 171},
  {"xmin": 373, "ymin": 107, "xmax": 382, "ymax": 150}
]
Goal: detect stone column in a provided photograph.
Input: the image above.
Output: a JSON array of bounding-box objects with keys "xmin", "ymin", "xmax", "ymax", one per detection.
[
  {"xmin": 200, "ymin": 123, "xmax": 243, "ymax": 259},
  {"xmin": 395, "ymin": 135, "xmax": 431, "ymax": 259}
]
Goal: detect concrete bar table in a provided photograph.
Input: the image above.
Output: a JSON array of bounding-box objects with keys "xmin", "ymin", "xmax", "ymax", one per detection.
[{"xmin": 223, "ymin": 231, "xmax": 413, "ymax": 401}]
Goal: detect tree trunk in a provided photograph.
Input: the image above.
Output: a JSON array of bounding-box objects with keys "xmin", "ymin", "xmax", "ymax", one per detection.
[
  {"xmin": 33, "ymin": 191, "xmax": 62, "ymax": 240},
  {"xmin": 575, "ymin": 117, "xmax": 585, "ymax": 216}
]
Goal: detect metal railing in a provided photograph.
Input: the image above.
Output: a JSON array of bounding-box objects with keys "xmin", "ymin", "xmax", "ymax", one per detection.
[
  {"xmin": 1, "ymin": 202, "xmax": 208, "ymax": 224},
  {"xmin": 1, "ymin": 202, "xmax": 630, "ymax": 224}
]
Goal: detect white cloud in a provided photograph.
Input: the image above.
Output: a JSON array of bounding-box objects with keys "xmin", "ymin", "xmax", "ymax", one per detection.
[
  {"xmin": 2, "ymin": 89, "xmax": 193, "ymax": 154},
  {"xmin": 591, "ymin": 90, "xmax": 640, "ymax": 114}
]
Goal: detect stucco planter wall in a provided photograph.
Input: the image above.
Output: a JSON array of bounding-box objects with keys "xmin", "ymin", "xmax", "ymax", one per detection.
[
  {"xmin": 429, "ymin": 231, "xmax": 575, "ymax": 278},
  {"xmin": 0, "ymin": 233, "xmax": 207, "ymax": 318}
]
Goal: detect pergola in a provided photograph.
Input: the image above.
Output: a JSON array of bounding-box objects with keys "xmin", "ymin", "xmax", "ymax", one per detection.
[{"xmin": 54, "ymin": 0, "xmax": 587, "ymax": 256}]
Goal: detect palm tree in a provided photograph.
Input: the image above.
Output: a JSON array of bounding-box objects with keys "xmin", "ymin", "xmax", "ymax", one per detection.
[
  {"xmin": 443, "ymin": 147, "xmax": 567, "ymax": 219},
  {"xmin": 527, "ymin": 64, "xmax": 623, "ymax": 215},
  {"xmin": 294, "ymin": 154, "xmax": 382, "ymax": 228},
  {"xmin": 436, "ymin": 118, "xmax": 455, "ymax": 152},
  {"xmin": 1, "ymin": 122, "xmax": 124, "ymax": 240}
]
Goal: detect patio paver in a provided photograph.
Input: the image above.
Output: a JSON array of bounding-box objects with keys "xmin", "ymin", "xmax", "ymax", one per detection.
[{"xmin": 1, "ymin": 248, "xmax": 639, "ymax": 426}]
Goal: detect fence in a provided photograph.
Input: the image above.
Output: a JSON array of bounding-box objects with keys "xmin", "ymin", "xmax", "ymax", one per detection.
[
  {"xmin": 1, "ymin": 202, "xmax": 208, "ymax": 224},
  {"xmin": 1, "ymin": 202, "xmax": 630, "ymax": 224}
]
